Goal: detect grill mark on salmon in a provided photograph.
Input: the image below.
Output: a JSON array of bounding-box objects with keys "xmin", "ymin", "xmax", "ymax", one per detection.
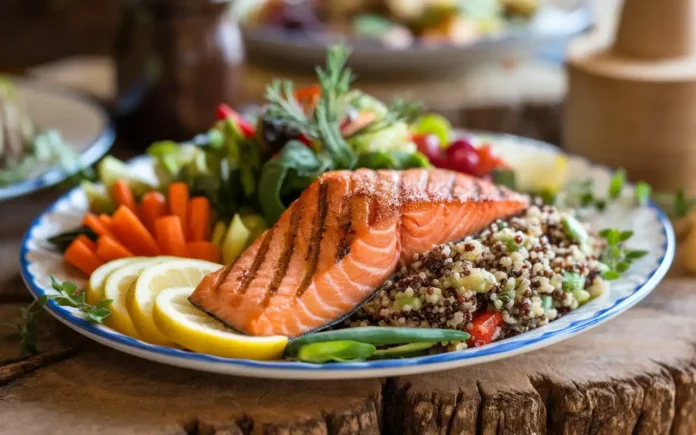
[
  {"xmin": 191, "ymin": 168, "xmax": 529, "ymax": 337},
  {"xmin": 236, "ymin": 227, "xmax": 275, "ymax": 297},
  {"xmin": 296, "ymin": 181, "xmax": 329, "ymax": 298},
  {"xmin": 262, "ymin": 203, "xmax": 302, "ymax": 307},
  {"xmin": 336, "ymin": 175, "xmax": 354, "ymax": 262}
]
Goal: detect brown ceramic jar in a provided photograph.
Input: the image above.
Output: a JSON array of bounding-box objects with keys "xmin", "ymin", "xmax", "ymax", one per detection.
[{"xmin": 115, "ymin": 0, "xmax": 245, "ymax": 147}]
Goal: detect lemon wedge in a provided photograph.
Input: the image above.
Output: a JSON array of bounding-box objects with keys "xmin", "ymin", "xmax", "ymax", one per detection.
[
  {"xmin": 87, "ymin": 257, "xmax": 141, "ymax": 306},
  {"xmin": 154, "ymin": 287, "xmax": 287, "ymax": 360},
  {"xmin": 507, "ymin": 152, "xmax": 568, "ymax": 193},
  {"xmin": 127, "ymin": 258, "xmax": 222, "ymax": 346},
  {"xmin": 103, "ymin": 257, "xmax": 176, "ymax": 339}
]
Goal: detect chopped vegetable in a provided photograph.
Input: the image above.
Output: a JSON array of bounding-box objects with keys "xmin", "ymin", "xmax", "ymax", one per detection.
[
  {"xmin": 188, "ymin": 197, "xmax": 212, "ymax": 242},
  {"xmin": 609, "ymin": 169, "xmax": 626, "ymax": 199},
  {"xmin": 187, "ymin": 241, "xmax": 221, "ymax": 263},
  {"xmin": 95, "ymin": 235, "xmax": 134, "ymax": 261},
  {"xmin": 83, "ymin": 213, "xmax": 113, "ymax": 238},
  {"xmin": 467, "ymin": 311, "xmax": 503, "ymax": 347},
  {"xmin": 561, "ymin": 215, "xmax": 589, "ymax": 246},
  {"xmin": 634, "ymin": 181, "xmax": 651, "ymax": 206},
  {"xmin": 216, "ymin": 103, "xmax": 255, "ymax": 137},
  {"xmin": 296, "ymin": 340, "xmax": 376, "ymax": 363},
  {"xmin": 411, "ymin": 113, "xmax": 451, "ymax": 147},
  {"xmin": 64, "ymin": 237, "xmax": 104, "ymax": 275},
  {"xmin": 97, "ymin": 156, "xmax": 153, "ymax": 197},
  {"xmin": 81, "ymin": 181, "xmax": 115, "ymax": 214},
  {"xmin": 155, "ymin": 216, "xmax": 189, "ymax": 258},
  {"xmin": 168, "ymin": 182, "xmax": 190, "ymax": 233},
  {"xmin": 98, "ymin": 214, "xmax": 113, "ymax": 232},
  {"xmin": 562, "ymin": 271, "xmax": 585, "ymax": 292},
  {"xmin": 222, "ymin": 214, "xmax": 252, "ymax": 264},
  {"xmin": 111, "ymin": 206, "xmax": 160, "ymax": 256},
  {"xmin": 111, "ymin": 180, "xmax": 137, "ymax": 211},
  {"xmin": 138, "ymin": 191, "xmax": 167, "ymax": 233},
  {"xmin": 285, "ymin": 326, "xmax": 470, "ymax": 356},
  {"xmin": 210, "ymin": 221, "xmax": 227, "ymax": 247}
]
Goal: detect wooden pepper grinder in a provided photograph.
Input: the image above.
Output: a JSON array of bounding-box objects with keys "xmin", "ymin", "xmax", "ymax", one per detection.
[
  {"xmin": 115, "ymin": 0, "xmax": 245, "ymax": 147},
  {"xmin": 563, "ymin": 0, "xmax": 696, "ymax": 194}
]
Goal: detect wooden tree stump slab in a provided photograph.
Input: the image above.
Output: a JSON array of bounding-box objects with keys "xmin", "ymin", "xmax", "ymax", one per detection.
[{"xmin": 1, "ymin": 280, "xmax": 696, "ymax": 434}]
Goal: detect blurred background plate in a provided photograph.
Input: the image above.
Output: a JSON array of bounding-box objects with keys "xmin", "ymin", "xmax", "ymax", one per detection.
[
  {"xmin": 0, "ymin": 78, "xmax": 114, "ymax": 201},
  {"xmin": 241, "ymin": 1, "xmax": 592, "ymax": 77}
]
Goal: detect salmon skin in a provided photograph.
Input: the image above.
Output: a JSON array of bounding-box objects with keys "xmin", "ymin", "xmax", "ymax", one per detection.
[{"xmin": 190, "ymin": 169, "xmax": 529, "ymax": 338}]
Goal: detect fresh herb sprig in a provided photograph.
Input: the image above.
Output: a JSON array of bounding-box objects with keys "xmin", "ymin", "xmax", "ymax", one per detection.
[
  {"xmin": 349, "ymin": 98, "xmax": 423, "ymax": 138},
  {"xmin": 0, "ymin": 277, "xmax": 112, "ymax": 357},
  {"xmin": 598, "ymin": 229, "xmax": 648, "ymax": 280},
  {"xmin": 264, "ymin": 45, "xmax": 356, "ymax": 169}
]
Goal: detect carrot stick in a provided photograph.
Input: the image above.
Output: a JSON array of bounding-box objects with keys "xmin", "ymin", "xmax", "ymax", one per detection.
[
  {"xmin": 138, "ymin": 191, "xmax": 167, "ymax": 234},
  {"xmin": 111, "ymin": 205, "xmax": 161, "ymax": 256},
  {"xmin": 95, "ymin": 235, "xmax": 134, "ymax": 261},
  {"xmin": 98, "ymin": 214, "xmax": 113, "ymax": 232},
  {"xmin": 187, "ymin": 241, "xmax": 221, "ymax": 263},
  {"xmin": 112, "ymin": 180, "xmax": 137, "ymax": 211},
  {"xmin": 83, "ymin": 213, "xmax": 113, "ymax": 237},
  {"xmin": 155, "ymin": 216, "xmax": 189, "ymax": 258},
  {"xmin": 75, "ymin": 234, "xmax": 96, "ymax": 251},
  {"xmin": 64, "ymin": 238, "xmax": 104, "ymax": 275},
  {"xmin": 187, "ymin": 197, "xmax": 211, "ymax": 241},
  {"xmin": 168, "ymin": 182, "xmax": 189, "ymax": 233}
]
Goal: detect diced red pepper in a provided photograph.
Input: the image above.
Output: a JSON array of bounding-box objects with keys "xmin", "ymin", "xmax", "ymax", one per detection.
[
  {"xmin": 467, "ymin": 310, "xmax": 503, "ymax": 347},
  {"xmin": 216, "ymin": 103, "xmax": 255, "ymax": 137},
  {"xmin": 297, "ymin": 133, "xmax": 312, "ymax": 147}
]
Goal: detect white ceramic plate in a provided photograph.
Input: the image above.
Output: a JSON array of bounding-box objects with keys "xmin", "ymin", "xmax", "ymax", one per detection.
[
  {"xmin": 241, "ymin": 2, "xmax": 592, "ymax": 76},
  {"xmin": 0, "ymin": 78, "xmax": 114, "ymax": 201},
  {"xmin": 19, "ymin": 133, "xmax": 674, "ymax": 380}
]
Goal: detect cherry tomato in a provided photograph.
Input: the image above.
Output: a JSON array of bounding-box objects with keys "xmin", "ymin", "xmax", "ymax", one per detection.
[
  {"xmin": 444, "ymin": 139, "xmax": 480, "ymax": 173},
  {"xmin": 216, "ymin": 104, "xmax": 255, "ymax": 137},
  {"xmin": 413, "ymin": 133, "xmax": 442, "ymax": 158}
]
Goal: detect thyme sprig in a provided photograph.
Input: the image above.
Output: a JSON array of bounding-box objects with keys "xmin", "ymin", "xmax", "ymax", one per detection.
[{"xmin": 0, "ymin": 276, "xmax": 112, "ymax": 357}]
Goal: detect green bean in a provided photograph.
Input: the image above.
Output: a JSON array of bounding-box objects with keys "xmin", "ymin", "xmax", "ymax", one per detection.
[
  {"xmin": 373, "ymin": 342, "xmax": 435, "ymax": 358},
  {"xmin": 285, "ymin": 327, "xmax": 470, "ymax": 356},
  {"xmin": 296, "ymin": 340, "xmax": 376, "ymax": 363}
]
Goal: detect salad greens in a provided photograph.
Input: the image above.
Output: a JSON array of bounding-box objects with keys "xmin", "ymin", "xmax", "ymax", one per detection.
[{"xmin": 146, "ymin": 45, "xmax": 430, "ymax": 225}]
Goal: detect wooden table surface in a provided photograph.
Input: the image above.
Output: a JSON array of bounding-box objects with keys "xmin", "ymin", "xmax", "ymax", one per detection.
[{"xmin": 1, "ymin": 182, "xmax": 695, "ymax": 435}]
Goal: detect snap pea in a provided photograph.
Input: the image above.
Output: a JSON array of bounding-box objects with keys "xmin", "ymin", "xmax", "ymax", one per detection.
[
  {"xmin": 373, "ymin": 342, "xmax": 435, "ymax": 358},
  {"xmin": 296, "ymin": 340, "xmax": 376, "ymax": 363},
  {"xmin": 285, "ymin": 327, "xmax": 470, "ymax": 356}
]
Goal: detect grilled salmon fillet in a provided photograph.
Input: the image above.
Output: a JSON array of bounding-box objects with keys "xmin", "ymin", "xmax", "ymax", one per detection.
[{"xmin": 190, "ymin": 169, "xmax": 529, "ymax": 337}]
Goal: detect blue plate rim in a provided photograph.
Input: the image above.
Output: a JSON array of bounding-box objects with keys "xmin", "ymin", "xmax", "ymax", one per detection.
[
  {"xmin": 0, "ymin": 77, "xmax": 115, "ymax": 201},
  {"xmin": 18, "ymin": 138, "xmax": 675, "ymax": 375}
]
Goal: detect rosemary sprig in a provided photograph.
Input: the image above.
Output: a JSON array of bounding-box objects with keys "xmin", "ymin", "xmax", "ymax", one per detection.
[
  {"xmin": 263, "ymin": 45, "xmax": 356, "ymax": 169},
  {"xmin": 0, "ymin": 276, "xmax": 112, "ymax": 357}
]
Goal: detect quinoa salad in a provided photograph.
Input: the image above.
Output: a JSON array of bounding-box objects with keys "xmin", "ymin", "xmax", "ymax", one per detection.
[{"xmin": 348, "ymin": 200, "xmax": 609, "ymax": 351}]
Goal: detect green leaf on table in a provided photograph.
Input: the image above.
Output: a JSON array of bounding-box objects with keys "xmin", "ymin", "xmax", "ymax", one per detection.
[{"xmin": 609, "ymin": 168, "xmax": 626, "ymax": 199}]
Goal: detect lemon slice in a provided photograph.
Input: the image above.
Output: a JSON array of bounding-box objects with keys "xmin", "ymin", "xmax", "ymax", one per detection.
[
  {"xmin": 103, "ymin": 256, "xmax": 176, "ymax": 339},
  {"xmin": 127, "ymin": 259, "xmax": 222, "ymax": 346},
  {"xmin": 154, "ymin": 287, "xmax": 287, "ymax": 360},
  {"xmin": 87, "ymin": 257, "xmax": 142, "ymax": 305}
]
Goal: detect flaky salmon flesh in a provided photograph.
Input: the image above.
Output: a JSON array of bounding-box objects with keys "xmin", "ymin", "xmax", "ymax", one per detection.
[{"xmin": 190, "ymin": 168, "xmax": 529, "ymax": 338}]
